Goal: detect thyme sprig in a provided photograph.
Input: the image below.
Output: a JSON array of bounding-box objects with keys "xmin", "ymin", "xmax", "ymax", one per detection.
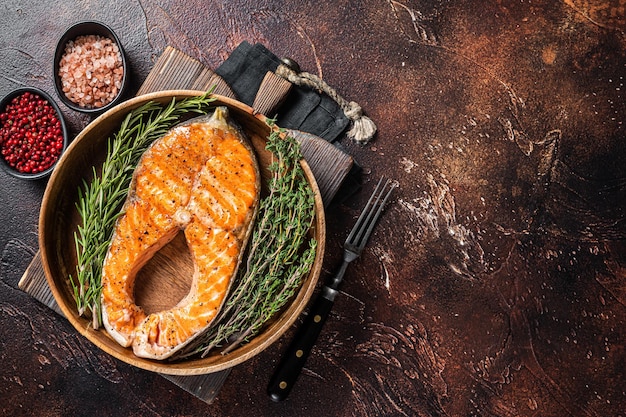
[
  {"xmin": 71, "ymin": 93, "xmax": 216, "ymax": 328},
  {"xmin": 177, "ymin": 129, "xmax": 317, "ymax": 359}
]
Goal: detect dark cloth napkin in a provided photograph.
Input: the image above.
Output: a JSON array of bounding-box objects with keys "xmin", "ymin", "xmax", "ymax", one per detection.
[
  {"xmin": 216, "ymin": 41, "xmax": 350, "ymax": 142},
  {"xmin": 216, "ymin": 41, "xmax": 362, "ymax": 203}
]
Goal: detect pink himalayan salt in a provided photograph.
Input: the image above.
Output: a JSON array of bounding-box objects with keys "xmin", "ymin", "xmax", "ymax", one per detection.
[{"xmin": 58, "ymin": 34, "xmax": 124, "ymax": 109}]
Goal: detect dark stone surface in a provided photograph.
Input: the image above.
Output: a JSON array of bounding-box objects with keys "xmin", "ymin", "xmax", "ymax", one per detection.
[{"xmin": 1, "ymin": 0, "xmax": 625, "ymax": 416}]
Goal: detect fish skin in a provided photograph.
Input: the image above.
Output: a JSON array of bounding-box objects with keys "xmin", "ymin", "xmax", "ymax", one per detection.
[{"xmin": 100, "ymin": 107, "xmax": 260, "ymax": 359}]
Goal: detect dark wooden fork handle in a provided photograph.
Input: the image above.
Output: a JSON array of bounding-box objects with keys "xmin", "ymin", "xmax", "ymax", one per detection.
[{"xmin": 267, "ymin": 285, "xmax": 338, "ymax": 402}]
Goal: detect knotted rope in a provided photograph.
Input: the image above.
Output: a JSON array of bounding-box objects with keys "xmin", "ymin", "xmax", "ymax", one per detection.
[{"xmin": 276, "ymin": 63, "xmax": 377, "ymax": 144}]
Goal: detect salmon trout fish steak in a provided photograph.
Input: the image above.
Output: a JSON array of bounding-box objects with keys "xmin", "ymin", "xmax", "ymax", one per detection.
[{"xmin": 100, "ymin": 106, "xmax": 260, "ymax": 360}]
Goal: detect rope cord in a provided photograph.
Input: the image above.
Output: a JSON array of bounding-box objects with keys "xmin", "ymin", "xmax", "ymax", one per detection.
[{"xmin": 276, "ymin": 64, "xmax": 376, "ymax": 144}]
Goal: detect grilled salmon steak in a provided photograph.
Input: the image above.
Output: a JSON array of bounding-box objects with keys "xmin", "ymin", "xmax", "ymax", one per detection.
[{"xmin": 101, "ymin": 106, "xmax": 260, "ymax": 360}]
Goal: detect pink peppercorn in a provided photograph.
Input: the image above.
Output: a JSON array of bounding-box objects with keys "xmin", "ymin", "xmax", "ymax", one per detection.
[{"xmin": 0, "ymin": 91, "xmax": 64, "ymax": 174}]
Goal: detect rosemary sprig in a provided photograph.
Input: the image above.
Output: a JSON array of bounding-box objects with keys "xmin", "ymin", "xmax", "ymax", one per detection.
[
  {"xmin": 71, "ymin": 92, "xmax": 216, "ymax": 328},
  {"xmin": 176, "ymin": 130, "xmax": 317, "ymax": 359}
]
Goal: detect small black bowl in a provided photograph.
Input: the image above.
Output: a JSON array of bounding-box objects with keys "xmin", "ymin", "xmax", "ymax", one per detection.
[
  {"xmin": 0, "ymin": 87, "xmax": 69, "ymax": 180},
  {"xmin": 53, "ymin": 21, "xmax": 129, "ymax": 114}
]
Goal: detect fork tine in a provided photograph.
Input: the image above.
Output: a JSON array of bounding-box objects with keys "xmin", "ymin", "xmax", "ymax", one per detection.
[
  {"xmin": 353, "ymin": 178, "xmax": 395, "ymax": 247},
  {"xmin": 346, "ymin": 177, "xmax": 395, "ymax": 248},
  {"xmin": 345, "ymin": 177, "xmax": 384, "ymax": 244},
  {"xmin": 351, "ymin": 178, "xmax": 387, "ymax": 245}
]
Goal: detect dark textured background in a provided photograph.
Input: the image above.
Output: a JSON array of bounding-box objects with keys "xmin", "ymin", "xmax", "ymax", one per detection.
[{"xmin": 1, "ymin": 1, "xmax": 625, "ymax": 416}]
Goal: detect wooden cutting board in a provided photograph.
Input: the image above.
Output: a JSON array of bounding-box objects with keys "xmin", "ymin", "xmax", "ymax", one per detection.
[{"xmin": 18, "ymin": 46, "xmax": 353, "ymax": 403}]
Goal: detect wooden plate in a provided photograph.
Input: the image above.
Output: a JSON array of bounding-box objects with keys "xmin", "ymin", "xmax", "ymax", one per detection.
[{"xmin": 39, "ymin": 90, "xmax": 325, "ymax": 375}]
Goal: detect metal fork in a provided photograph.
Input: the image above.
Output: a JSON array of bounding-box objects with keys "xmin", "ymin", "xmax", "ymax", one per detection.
[{"xmin": 268, "ymin": 177, "xmax": 396, "ymax": 401}]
